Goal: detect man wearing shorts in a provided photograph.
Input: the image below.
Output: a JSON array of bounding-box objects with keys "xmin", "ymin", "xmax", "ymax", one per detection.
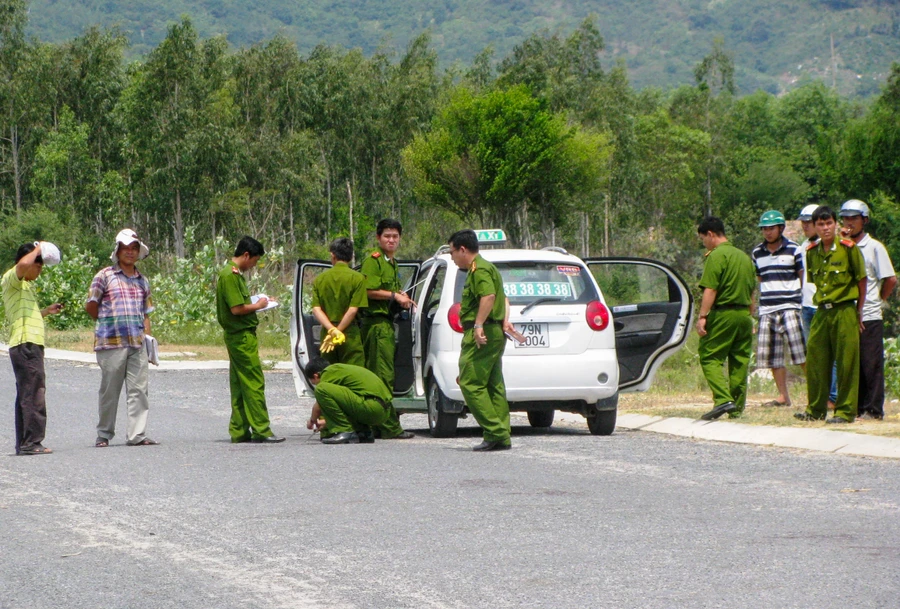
[{"xmin": 751, "ymin": 210, "xmax": 806, "ymax": 407}]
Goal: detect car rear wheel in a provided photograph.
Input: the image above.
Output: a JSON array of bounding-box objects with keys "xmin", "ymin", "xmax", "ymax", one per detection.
[
  {"xmin": 586, "ymin": 393, "xmax": 618, "ymax": 436},
  {"xmin": 427, "ymin": 377, "xmax": 459, "ymax": 438},
  {"xmin": 527, "ymin": 410, "xmax": 555, "ymax": 428}
]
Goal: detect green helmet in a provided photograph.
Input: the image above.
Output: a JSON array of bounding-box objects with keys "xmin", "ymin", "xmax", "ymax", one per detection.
[{"xmin": 758, "ymin": 210, "xmax": 786, "ymax": 227}]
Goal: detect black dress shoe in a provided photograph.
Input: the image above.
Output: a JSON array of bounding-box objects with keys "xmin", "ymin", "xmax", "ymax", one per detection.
[
  {"xmin": 357, "ymin": 429, "xmax": 375, "ymax": 443},
  {"xmin": 826, "ymin": 416, "xmax": 851, "ymax": 424},
  {"xmin": 473, "ymin": 440, "xmax": 511, "ymax": 452},
  {"xmin": 700, "ymin": 401, "xmax": 737, "ymax": 421},
  {"xmin": 251, "ymin": 435, "xmax": 286, "ymax": 443},
  {"xmin": 794, "ymin": 412, "xmax": 825, "ymax": 421},
  {"xmin": 384, "ymin": 431, "xmax": 415, "ymax": 440},
  {"xmin": 321, "ymin": 432, "xmax": 360, "ymax": 444}
]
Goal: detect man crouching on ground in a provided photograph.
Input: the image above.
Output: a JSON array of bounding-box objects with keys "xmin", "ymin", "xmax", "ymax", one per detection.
[{"xmin": 304, "ymin": 357, "xmax": 394, "ymax": 444}]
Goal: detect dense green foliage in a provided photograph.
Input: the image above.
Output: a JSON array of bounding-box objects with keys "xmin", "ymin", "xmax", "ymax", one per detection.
[
  {"xmin": 26, "ymin": 0, "xmax": 900, "ymax": 96},
  {"xmin": 2, "ymin": 4, "xmax": 900, "ymax": 355}
]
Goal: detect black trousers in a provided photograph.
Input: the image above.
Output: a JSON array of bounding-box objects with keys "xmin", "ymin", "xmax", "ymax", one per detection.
[
  {"xmin": 858, "ymin": 320, "xmax": 886, "ymax": 418},
  {"xmin": 9, "ymin": 343, "xmax": 47, "ymax": 453}
]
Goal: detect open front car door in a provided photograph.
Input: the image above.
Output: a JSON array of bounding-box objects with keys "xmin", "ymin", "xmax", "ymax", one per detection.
[
  {"xmin": 585, "ymin": 257, "xmax": 693, "ymax": 392},
  {"xmin": 290, "ymin": 259, "xmax": 331, "ymax": 397}
]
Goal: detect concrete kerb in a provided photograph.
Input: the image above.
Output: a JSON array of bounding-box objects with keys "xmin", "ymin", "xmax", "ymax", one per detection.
[
  {"xmin": 0, "ymin": 343, "xmax": 292, "ymax": 371},
  {"xmin": 8, "ymin": 344, "xmax": 900, "ymax": 458},
  {"xmin": 526, "ymin": 407, "xmax": 900, "ymax": 460}
]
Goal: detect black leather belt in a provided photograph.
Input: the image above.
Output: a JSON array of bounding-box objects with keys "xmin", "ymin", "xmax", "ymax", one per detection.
[
  {"xmin": 821, "ymin": 301, "xmax": 854, "ymax": 310},
  {"xmin": 366, "ymin": 395, "xmax": 391, "ymax": 409},
  {"xmin": 462, "ymin": 319, "xmax": 501, "ymax": 330}
]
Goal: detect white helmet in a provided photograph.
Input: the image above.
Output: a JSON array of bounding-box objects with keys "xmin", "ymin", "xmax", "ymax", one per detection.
[
  {"xmin": 839, "ymin": 199, "xmax": 869, "ymax": 218},
  {"xmin": 798, "ymin": 204, "xmax": 819, "ymax": 221}
]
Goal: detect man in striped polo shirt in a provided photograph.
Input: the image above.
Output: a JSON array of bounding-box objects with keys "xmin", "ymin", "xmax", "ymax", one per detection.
[
  {"xmin": 2, "ymin": 241, "xmax": 63, "ymax": 455},
  {"xmin": 751, "ymin": 210, "xmax": 806, "ymax": 408}
]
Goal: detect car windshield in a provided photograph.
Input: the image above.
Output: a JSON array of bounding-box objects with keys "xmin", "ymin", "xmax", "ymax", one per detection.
[{"xmin": 453, "ymin": 261, "xmax": 598, "ymax": 305}]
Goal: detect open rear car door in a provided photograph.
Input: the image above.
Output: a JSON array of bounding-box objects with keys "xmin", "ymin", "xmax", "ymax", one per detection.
[{"xmin": 584, "ymin": 258, "xmax": 693, "ymax": 391}]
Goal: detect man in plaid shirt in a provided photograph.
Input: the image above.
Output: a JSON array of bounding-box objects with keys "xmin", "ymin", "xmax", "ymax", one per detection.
[{"xmin": 85, "ymin": 229, "xmax": 158, "ymax": 447}]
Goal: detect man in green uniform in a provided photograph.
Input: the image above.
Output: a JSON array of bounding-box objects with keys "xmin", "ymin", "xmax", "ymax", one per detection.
[
  {"xmin": 448, "ymin": 229, "xmax": 514, "ymax": 451},
  {"xmin": 695, "ymin": 216, "xmax": 757, "ymax": 421},
  {"xmin": 796, "ymin": 205, "xmax": 867, "ymax": 424},
  {"xmin": 311, "ymin": 237, "xmax": 367, "ymax": 366},
  {"xmin": 304, "ymin": 357, "xmax": 392, "ymax": 444},
  {"xmin": 359, "ymin": 219, "xmax": 415, "ymax": 439},
  {"xmin": 216, "ymin": 236, "xmax": 285, "ymax": 443}
]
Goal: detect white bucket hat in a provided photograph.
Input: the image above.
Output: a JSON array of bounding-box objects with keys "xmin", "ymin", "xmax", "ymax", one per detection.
[{"xmin": 110, "ymin": 228, "xmax": 150, "ymax": 262}]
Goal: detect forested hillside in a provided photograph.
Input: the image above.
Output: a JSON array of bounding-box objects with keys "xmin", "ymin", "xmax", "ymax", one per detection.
[
  {"xmin": 3, "ymin": 0, "xmax": 900, "ymax": 339},
  {"xmin": 27, "ymin": 0, "xmax": 900, "ymax": 96}
]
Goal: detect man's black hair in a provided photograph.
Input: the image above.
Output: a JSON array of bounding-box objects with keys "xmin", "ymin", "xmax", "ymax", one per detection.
[
  {"xmin": 330, "ymin": 237, "xmax": 354, "ymax": 262},
  {"xmin": 304, "ymin": 357, "xmax": 331, "ymax": 380},
  {"xmin": 697, "ymin": 216, "xmax": 726, "ymax": 236},
  {"xmin": 376, "ymin": 218, "xmax": 402, "ymax": 236},
  {"xmin": 448, "ymin": 229, "xmax": 479, "ymax": 253},
  {"xmin": 812, "ymin": 205, "xmax": 836, "ymax": 224},
  {"xmin": 234, "ymin": 236, "xmax": 265, "ymax": 258},
  {"xmin": 14, "ymin": 243, "xmax": 42, "ymax": 264}
]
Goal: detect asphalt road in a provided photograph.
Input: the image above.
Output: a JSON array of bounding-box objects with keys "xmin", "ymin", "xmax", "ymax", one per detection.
[{"xmin": 2, "ymin": 356, "xmax": 899, "ymax": 609}]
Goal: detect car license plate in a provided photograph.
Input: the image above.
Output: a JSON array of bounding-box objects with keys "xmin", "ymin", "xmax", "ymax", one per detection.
[{"xmin": 513, "ymin": 323, "xmax": 549, "ymax": 348}]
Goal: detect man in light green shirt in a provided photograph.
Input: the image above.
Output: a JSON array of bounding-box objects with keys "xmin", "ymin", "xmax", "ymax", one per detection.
[{"xmin": 2, "ymin": 241, "xmax": 62, "ymax": 455}]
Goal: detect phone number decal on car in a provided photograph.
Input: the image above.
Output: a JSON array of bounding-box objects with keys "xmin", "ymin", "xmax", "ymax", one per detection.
[{"xmin": 503, "ymin": 282, "xmax": 572, "ymax": 297}]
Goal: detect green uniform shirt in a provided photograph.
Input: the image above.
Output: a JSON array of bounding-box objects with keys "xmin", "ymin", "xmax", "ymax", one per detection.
[
  {"xmin": 359, "ymin": 248, "xmax": 400, "ymax": 319},
  {"xmin": 807, "ymin": 239, "xmax": 867, "ymax": 305},
  {"xmin": 699, "ymin": 242, "xmax": 756, "ymax": 306},
  {"xmin": 460, "ymin": 254, "xmax": 506, "ymax": 323},
  {"xmin": 320, "ymin": 363, "xmax": 392, "ymax": 402},
  {"xmin": 216, "ymin": 262, "xmax": 258, "ymax": 334},
  {"xmin": 1, "ymin": 267, "xmax": 44, "ymax": 347},
  {"xmin": 311, "ymin": 262, "xmax": 368, "ymax": 321}
]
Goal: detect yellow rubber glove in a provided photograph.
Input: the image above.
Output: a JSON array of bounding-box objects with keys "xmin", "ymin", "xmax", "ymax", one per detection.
[
  {"xmin": 319, "ymin": 327, "xmax": 346, "ymax": 354},
  {"xmin": 328, "ymin": 327, "xmax": 346, "ymax": 346}
]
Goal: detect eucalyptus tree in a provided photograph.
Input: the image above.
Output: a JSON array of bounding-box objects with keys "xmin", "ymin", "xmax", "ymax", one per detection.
[{"xmin": 402, "ymin": 85, "xmax": 609, "ymax": 249}]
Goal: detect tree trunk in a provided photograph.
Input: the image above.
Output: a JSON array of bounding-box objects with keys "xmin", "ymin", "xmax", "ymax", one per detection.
[
  {"xmin": 346, "ymin": 180, "xmax": 355, "ymax": 264},
  {"xmin": 174, "ymin": 185, "xmax": 185, "ymax": 258},
  {"xmin": 11, "ymin": 125, "xmax": 21, "ymax": 213}
]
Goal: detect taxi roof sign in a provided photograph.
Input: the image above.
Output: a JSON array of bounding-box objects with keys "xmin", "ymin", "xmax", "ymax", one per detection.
[{"xmin": 476, "ymin": 229, "xmax": 506, "ymax": 243}]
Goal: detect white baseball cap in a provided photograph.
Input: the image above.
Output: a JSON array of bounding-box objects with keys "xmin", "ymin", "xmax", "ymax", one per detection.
[{"xmin": 110, "ymin": 228, "xmax": 150, "ymax": 262}]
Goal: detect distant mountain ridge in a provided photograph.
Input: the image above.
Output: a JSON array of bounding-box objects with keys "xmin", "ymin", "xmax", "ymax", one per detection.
[{"xmin": 27, "ymin": 0, "xmax": 900, "ymax": 95}]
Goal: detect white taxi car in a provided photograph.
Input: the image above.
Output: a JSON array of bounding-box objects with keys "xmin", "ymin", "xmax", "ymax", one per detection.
[{"xmin": 291, "ymin": 232, "xmax": 692, "ymax": 437}]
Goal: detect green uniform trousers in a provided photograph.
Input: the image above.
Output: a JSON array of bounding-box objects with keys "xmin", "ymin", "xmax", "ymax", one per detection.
[
  {"xmin": 361, "ymin": 319, "xmax": 405, "ymax": 437},
  {"xmin": 698, "ymin": 309, "xmax": 753, "ymax": 414},
  {"xmin": 315, "ymin": 382, "xmax": 389, "ymax": 435},
  {"xmin": 806, "ymin": 303, "xmax": 859, "ymax": 421},
  {"xmin": 224, "ymin": 330, "xmax": 274, "ymax": 442},
  {"xmin": 458, "ymin": 324, "xmax": 511, "ymax": 444},
  {"xmin": 321, "ymin": 324, "xmax": 365, "ymax": 367}
]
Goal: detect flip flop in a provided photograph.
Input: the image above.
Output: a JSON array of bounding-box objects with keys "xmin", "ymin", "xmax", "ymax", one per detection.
[
  {"xmin": 20, "ymin": 445, "xmax": 52, "ymax": 455},
  {"xmin": 95, "ymin": 438, "xmax": 109, "ymax": 447},
  {"xmin": 761, "ymin": 400, "xmax": 791, "ymax": 408},
  {"xmin": 129, "ymin": 438, "xmax": 159, "ymax": 446}
]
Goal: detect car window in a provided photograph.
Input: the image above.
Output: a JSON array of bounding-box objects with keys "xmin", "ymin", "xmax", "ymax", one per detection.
[
  {"xmin": 590, "ymin": 263, "xmax": 673, "ymax": 306},
  {"xmin": 452, "ymin": 261, "xmax": 598, "ymax": 304},
  {"xmin": 423, "ymin": 264, "xmax": 447, "ymax": 311}
]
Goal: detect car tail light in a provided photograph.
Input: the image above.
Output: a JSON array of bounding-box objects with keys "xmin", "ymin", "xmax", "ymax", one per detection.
[
  {"xmin": 448, "ymin": 302, "xmax": 464, "ymax": 333},
  {"xmin": 585, "ymin": 300, "xmax": 610, "ymax": 331}
]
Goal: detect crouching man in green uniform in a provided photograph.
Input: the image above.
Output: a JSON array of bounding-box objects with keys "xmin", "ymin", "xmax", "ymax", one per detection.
[
  {"xmin": 304, "ymin": 357, "xmax": 392, "ymax": 444},
  {"xmin": 695, "ymin": 217, "xmax": 757, "ymax": 421},
  {"xmin": 448, "ymin": 229, "xmax": 514, "ymax": 452},
  {"xmin": 216, "ymin": 236, "xmax": 285, "ymax": 444},
  {"xmin": 796, "ymin": 205, "xmax": 867, "ymax": 424},
  {"xmin": 360, "ymin": 219, "xmax": 415, "ymax": 439},
  {"xmin": 311, "ymin": 237, "xmax": 367, "ymax": 366}
]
